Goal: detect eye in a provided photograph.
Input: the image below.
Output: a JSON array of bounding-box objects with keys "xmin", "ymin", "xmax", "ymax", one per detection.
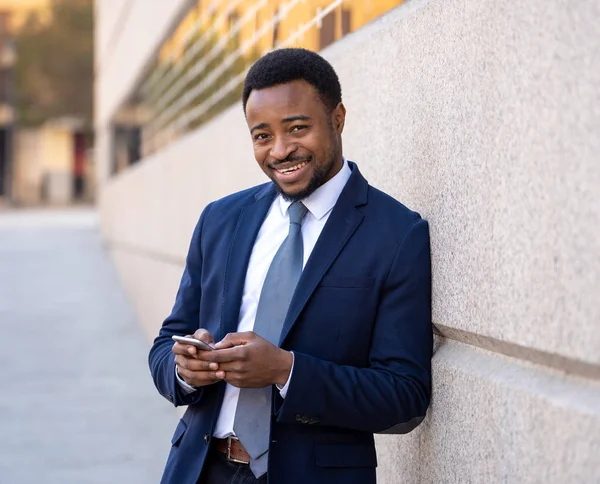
[
  {"xmin": 254, "ymin": 133, "xmax": 270, "ymax": 141},
  {"xmin": 291, "ymin": 125, "xmax": 308, "ymax": 133}
]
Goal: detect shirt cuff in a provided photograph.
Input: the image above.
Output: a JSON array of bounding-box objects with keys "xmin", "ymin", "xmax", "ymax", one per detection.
[
  {"xmin": 175, "ymin": 364, "xmax": 198, "ymax": 394},
  {"xmin": 275, "ymin": 351, "xmax": 294, "ymax": 398}
]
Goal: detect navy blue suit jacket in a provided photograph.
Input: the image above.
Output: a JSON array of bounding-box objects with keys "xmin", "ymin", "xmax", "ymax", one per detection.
[{"xmin": 149, "ymin": 162, "xmax": 432, "ymax": 484}]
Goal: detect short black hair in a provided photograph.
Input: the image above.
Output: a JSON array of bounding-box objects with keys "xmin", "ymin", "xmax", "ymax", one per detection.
[{"xmin": 242, "ymin": 48, "xmax": 342, "ymax": 114}]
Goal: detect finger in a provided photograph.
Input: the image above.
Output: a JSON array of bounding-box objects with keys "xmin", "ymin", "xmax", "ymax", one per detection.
[
  {"xmin": 214, "ymin": 331, "xmax": 255, "ymax": 349},
  {"xmin": 214, "ymin": 337, "xmax": 235, "ymax": 350},
  {"xmin": 177, "ymin": 366, "xmax": 204, "ymax": 387},
  {"xmin": 217, "ymin": 361, "xmax": 245, "ymax": 373},
  {"xmin": 192, "ymin": 329, "xmax": 216, "ymax": 346},
  {"xmin": 175, "ymin": 354, "xmax": 219, "ymax": 371},
  {"xmin": 172, "ymin": 342, "xmax": 199, "ymax": 358},
  {"xmin": 177, "ymin": 367, "xmax": 223, "ymax": 386},
  {"xmin": 174, "ymin": 354, "xmax": 191, "ymax": 369},
  {"xmin": 199, "ymin": 346, "xmax": 247, "ymax": 363},
  {"xmin": 185, "ymin": 359, "xmax": 219, "ymax": 372},
  {"xmin": 177, "ymin": 365, "xmax": 218, "ymax": 384}
]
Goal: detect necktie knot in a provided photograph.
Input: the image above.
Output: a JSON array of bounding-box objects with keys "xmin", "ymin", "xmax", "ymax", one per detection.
[{"xmin": 288, "ymin": 201, "xmax": 308, "ymax": 226}]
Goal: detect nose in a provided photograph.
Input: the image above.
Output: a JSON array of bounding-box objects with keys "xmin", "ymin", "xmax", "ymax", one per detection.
[{"xmin": 270, "ymin": 137, "xmax": 297, "ymax": 161}]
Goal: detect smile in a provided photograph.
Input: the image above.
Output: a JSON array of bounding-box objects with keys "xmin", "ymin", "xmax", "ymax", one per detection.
[{"xmin": 276, "ymin": 161, "xmax": 308, "ymax": 175}]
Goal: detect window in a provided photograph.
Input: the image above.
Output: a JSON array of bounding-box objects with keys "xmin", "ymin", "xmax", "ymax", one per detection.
[
  {"xmin": 342, "ymin": 9, "xmax": 352, "ymax": 37},
  {"xmin": 319, "ymin": 10, "xmax": 336, "ymax": 50}
]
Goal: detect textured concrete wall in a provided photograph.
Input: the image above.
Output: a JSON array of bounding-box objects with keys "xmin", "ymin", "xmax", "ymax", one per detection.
[{"xmin": 96, "ymin": 0, "xmax": 600, "ymax": 482}]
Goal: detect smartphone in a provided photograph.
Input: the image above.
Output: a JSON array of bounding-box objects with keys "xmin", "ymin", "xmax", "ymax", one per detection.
[{"xmin": 172, "ymin": 335, "xmax": 214, "ymax": 351}]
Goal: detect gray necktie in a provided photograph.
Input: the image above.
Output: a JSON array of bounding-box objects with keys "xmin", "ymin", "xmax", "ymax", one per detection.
[{"xmin": 233, "ymin": 201, "xmax": 308, "ymax": 478}]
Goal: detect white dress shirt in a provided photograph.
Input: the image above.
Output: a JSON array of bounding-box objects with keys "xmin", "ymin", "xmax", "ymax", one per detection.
[{"xmin": 177, "ymin": 158, "xmax": 352, "ymax": 439}]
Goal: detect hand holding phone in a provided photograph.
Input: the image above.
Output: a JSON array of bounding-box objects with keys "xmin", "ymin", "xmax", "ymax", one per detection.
[
  {"xmin": 172, "ymin": 333, "xmax": 221, "ymax": 388},
  {"xmin": 172, "ymin": 335, "xmax": 214, "ymax": 351}
]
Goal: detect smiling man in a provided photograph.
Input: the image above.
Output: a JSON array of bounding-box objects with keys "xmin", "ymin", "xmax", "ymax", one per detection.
[{"xmin": 149, "ymin": 48, "xmax": 433, "ymax": 484}]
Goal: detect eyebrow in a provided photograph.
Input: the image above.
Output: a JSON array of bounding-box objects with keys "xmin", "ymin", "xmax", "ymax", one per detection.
[
  {"xmin": 250, "ymin": 115, "xmax": 311, "ymax": 134},
  {"xmin": 282, "ymin": 115, "xmax": 311, "ymax": 123},
  {"xmin": 250, "ymin": 122, "xmax": 269, "ymax": 134}
]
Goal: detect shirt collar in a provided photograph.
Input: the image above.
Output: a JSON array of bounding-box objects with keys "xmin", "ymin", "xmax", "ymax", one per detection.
[{"xmin": 278, "ymin": 157, "xmax": 352, "ymax": 220}]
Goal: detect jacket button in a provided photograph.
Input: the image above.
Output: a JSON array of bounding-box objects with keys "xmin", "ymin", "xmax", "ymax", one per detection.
[{"xmin": 204, "ymin": 434, "xmax": 210, "ymax": 444}]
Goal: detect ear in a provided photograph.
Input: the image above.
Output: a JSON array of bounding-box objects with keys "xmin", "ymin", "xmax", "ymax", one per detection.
[{"xmin": 332, "ymin": 102, "xmax": 346, "ymax": 134}]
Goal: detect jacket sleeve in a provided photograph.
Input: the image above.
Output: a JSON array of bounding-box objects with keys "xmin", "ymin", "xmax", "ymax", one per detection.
[
  {"xmin": 277, "ymin": 218, "xmax": 433, "ymax": 432},
  {"xmin": 148, "ymin": 203, "xmax": 213, "ymax": 407}
]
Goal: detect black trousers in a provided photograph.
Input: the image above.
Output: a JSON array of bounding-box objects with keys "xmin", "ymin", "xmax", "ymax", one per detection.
[{"xmin": 198, "ymin": 445, "xmax": 267, "ymax": 484}]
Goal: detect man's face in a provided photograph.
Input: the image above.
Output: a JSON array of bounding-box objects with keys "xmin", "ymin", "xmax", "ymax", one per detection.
[{"xmin": 245, "ymin": 80, "xmax": 346, "ymax": 202}]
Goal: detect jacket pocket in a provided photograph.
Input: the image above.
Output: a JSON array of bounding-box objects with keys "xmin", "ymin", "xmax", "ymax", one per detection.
[
  {"xmin": 315, "ymin": 444, "xmax": 377, "ymax": 468},
  {"xmin": 319, "ymin": 276, "xmax": 375, "ymax": 288},
  {"xmin": 171, "ymin": 419, "xmax": 188, "ymax": 447}
]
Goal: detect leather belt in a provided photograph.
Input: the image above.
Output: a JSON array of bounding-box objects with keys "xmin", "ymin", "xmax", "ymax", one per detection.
[{"xmin": 214, "ymin": 436, "xmax": 250, "ymax": 464}]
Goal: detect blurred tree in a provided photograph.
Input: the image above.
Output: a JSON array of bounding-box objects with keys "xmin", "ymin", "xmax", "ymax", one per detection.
[{"xmin": 14, "ymin": 0, "xmax": 93, "ymax": 126}]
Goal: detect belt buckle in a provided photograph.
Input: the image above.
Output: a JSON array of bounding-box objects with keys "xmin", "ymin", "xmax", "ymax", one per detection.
[{"xmin": 226, "ymin": 437, "xmax": 249, "ymax": 464}]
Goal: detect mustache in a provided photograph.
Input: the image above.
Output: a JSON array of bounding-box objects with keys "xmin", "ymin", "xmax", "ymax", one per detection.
[{"xmin": 270, "ymin": 156, "xmax": 312, "ymax": 168}]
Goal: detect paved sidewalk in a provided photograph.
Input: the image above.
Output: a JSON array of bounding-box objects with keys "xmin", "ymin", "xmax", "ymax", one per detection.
[{"xmin": 0, "ymin": 209, "xmax": 178, "ymax": 484}]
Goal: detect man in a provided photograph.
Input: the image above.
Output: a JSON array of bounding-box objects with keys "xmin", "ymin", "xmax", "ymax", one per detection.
[{"xmin": 149, "ymin": 48, "xmax": 432, "ymax": 484}]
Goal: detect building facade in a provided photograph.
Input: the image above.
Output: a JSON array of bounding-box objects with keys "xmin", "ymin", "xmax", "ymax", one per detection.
[
  {"xmin": 0, "ymin": 0, "xmax": 93, "ymax": 206},
  {"xmin": 12, "ymin": 118, "xmax": 92, "ymax": 205},
  {"xmin": 95, "ymin": 0, "xmax": 600, "ymax": 482}
]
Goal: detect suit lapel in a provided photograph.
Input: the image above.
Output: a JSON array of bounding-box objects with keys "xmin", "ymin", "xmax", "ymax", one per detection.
[
  {"xmin": 279, "ymin": 164, "xmax": 369, "ymax": 346},
  {"xmin": 219, "ymin": 184, "xmax": 277, "ymax": 340}
]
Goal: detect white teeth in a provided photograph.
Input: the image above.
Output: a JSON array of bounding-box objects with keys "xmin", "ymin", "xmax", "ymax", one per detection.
[{"xmin": 278, "ymin": 161, "xmax": 307, "ymax": 174}]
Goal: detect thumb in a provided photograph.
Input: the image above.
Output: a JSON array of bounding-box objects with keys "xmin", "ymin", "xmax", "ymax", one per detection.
[{"xmin": 215, "ymin": 331, "xmax": 254, "ymax": 349}]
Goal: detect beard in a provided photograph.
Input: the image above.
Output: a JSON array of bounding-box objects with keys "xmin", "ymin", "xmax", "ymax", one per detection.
[{"xmin": 276, "ymin": 143, "xmax": 340, "ymax": 203}]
